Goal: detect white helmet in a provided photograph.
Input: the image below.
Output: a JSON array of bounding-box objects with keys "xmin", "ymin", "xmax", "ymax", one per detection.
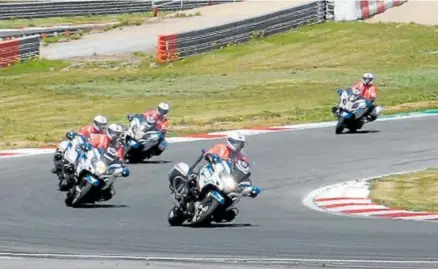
[
  {"xmin": 362, "ymin": 73, "xmax": 374, "ymax": 85},
  {"xmin": 157, "ymin": 102, "xmax": 170, "ymax": 116},
  {"xmin": 107, "ymin": 123, "xmax": 123, "ymax": 140},
  {"xmin": 93, "ymin": 115, "xmax": 108, "ymax": 131},
  {"xmin": 226, "ymin": 131, "xmax": 246, "ymax": 152}
]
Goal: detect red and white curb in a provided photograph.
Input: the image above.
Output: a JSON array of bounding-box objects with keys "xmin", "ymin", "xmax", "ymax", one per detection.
[
  {"xmin": 1, "ymin": 111, "xmax": 438, "ymax": 159},
  {"xmin": 303, "ymin": 170, "xmax": 438, "ymax": 222}
]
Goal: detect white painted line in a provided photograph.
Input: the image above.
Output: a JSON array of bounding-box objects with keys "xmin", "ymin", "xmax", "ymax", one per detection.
[{"xmin": 0, "ymin": 252, "xmax": 437, "ymax": 264}]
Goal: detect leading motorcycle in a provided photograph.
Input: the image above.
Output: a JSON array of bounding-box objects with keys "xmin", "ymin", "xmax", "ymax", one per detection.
[
  {"xmin": 64, "ymin": 145, "xmax": 129, "ymax": 207},
  {"xmin": 332, "ymin": 88, "xmax": 383, "ymax": 134},
  {"xmin": 122, "ymin": 115, "xmax": 166, "ymax": 163},
  {"xmin": 167, "ymin": 150, "xmax": 252, "ymax": 226},
  {"xmin": 57, "ymin": 132, "xmax": 89, "ymax": 191}
]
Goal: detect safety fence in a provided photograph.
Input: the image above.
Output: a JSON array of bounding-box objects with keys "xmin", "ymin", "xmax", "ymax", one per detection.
[
  {"xmin": 0, "ymin": 35, "xmax": 39, "ymax": 68},
  {"xmin": 0, "ymin": 23, "xmax": 119, "ymax": 41},
  {"xmin": 0, "ymin": 0, "xmax": 239, "ymax": 19},
  {"xmin": 156, "ymin": 1, "xmax": 327, "ymax": 63}
]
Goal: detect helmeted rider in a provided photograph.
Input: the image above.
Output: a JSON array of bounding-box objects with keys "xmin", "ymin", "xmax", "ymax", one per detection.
[
  {"xmin": 51, "ymin": 115, "xmax": 108, "ymax": 175},
  {"xmin": 351, "ymin": 72, "xmax": 378, "ymax": 122},
  {"xmin": 89, "ymin": 123, "xmax": 125, "ymax": 160},
  {"xmin": 85, "ymin": 123, "xmax": 128, "ymax": 200},
  {"xmin": 202, "ymin": 132, "xmax": 260, "ymax": 198},
  {"xmin": 127, "ymin": 102, "xmax": 170, "ymax": 156},
  {"xmin": 332, "ymin": 73, "xmax": 379, "ymax": 122}
]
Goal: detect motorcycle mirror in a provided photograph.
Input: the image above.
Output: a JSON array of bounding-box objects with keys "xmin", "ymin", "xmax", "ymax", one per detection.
[{"xmin": 201, "ymin": 149, "xmax": 206, "ymax": 154}]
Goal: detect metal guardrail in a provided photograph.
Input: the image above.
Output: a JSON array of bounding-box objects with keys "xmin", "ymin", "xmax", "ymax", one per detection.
[
  {"xmin": 0, "ymin": 0, "xmax": 239, "ymax": 19},
  {"xmin": 0, "ymin": 35, "xmax": 39, "ymax": 68},
  {"xmin": 0, "ymin": 23, "xmax": 118, "ymax": 40},
  {"xmin": 157, "ymin": 1, "xmax": 327, "ymax": 63}
]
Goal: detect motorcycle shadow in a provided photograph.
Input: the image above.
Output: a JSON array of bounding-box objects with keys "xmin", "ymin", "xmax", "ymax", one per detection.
[
  {"xmin": 184, "ymin": 223, "xmax": 255, "ymax": 229},
  {"xmin": 342, "ymin": 130, "xmax": 380, "ymax": 135},
  {"xmin": 71, "ymin": 204, "xmax": 129, "ymax": 209}
]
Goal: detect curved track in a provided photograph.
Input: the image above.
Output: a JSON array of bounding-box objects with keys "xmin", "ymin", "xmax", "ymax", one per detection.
[{"xmin": 1, "ymin": 116, "xmax": 438, "ymax": 265}]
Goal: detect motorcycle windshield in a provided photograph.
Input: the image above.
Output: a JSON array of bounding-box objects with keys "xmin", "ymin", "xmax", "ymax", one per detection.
[{"xmin": 139, "ymin": 121, "xmax": 156, "ymax": 133}]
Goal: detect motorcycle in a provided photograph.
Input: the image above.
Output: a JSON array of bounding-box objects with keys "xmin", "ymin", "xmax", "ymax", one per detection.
[
  {"xmin": 123, "ymin": 115, "xmax": 166, "ymax": 163},
  {"xmin": 332, "ymin": 88, "xmax": 383, "ymax": 134},
  {"xmin": 64, "ymin": 145, "xmax": 129, "ymax": 207},
  {"xmin": 167, "ymin": 150, "xmax": 252, "ymax": 226},
  {"xmin": 57, "ymin": 132, "xmax": 88, "ymax": 191}
]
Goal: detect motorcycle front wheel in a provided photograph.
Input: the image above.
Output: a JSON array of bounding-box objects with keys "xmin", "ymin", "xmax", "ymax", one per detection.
[
  {"xmin": 191, "ymin": 195, "xmax": 220, "ymax": 226},
  {"xmin": 66, "ymin": 181, "xmax": 93, "ymax": 207},
  {"xmin": 335, "ymin": 117, "xmax": 345, "ymax": 134}
]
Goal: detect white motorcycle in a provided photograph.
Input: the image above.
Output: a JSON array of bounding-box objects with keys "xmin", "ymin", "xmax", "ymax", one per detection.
[
  {"xmin": 64, "ymin": 146, "xmax": 129, "ymax": 207},
  {"xmin": 167, "ymin": 152, "xmax": 252, "ymax": 226},
  {"xmin": 123, "ymin": 115, "xmax": 166, "ymax": 163},
  {"xmin": 332, "ymin": 88, "xmax": 383, "ymax": 134},
  {"xmin": 57, "ymin": 133, "xmax": 88, "ymax": 191}
]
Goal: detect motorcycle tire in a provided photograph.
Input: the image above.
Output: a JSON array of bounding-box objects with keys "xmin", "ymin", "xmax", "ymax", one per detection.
[
  {"xmin": 191, "ymin": 195, "xmax": 220, "ymax": 226},
  {"xmin": 64, "ymin": 187, "xmax": 75, "ymax": 207},
  {"xmin": 335, "ymin": 117, "xmax": 345, "ymax": 134},
  {"xmin": 168, "ymin": 206, "xmax": 186, "ymax": 226},
  {"xmin": 71, "ymin": 181, "xmax": 93, "ymax": 207}
]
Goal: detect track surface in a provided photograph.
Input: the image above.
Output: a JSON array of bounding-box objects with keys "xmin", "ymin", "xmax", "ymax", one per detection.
[{"xmin": 1, "ymin": 116, "xmax": 438, "ymax": 266}]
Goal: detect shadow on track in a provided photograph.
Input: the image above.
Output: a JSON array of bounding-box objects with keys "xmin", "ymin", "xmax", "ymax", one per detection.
[
  {"xmin": 181, "ymin": 223, "xmax": 255, "ymax": 229},
  {"xmin": 72, "ymin": 204, "xmax": 129, "ymax": 209},
  {"xmin": 343, "ymin": 130, "xmax": 381, "ymax": 134}
]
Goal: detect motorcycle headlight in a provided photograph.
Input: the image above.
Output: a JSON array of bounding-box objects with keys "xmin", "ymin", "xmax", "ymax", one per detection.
[
  {"xmin": 221, "ymin": 174, "xmax": 237, "ymax": 194},
  {"xmin": 95, "ymin": 161, "xmax": 107, "ymax": 176}
]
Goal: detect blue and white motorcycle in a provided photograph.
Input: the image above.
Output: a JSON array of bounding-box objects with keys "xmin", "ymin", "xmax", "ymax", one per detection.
[
  {"xmin": 57, "ymin": 132, "xmax": 89, "ymax": 191},
  {"xmin": 65, "ymin": 146, "xmax": 129, "ymax": 207},
  {"xmin": 332, "ymin": 88, "xmax": 383, "ymax": 134},
  {"xmin": 167, "ymin": 152, "xmax": 257, "ymax": 226},
  {"xmin": 122, "ymin": 115, "xmax": 166, "ymax": 163}
]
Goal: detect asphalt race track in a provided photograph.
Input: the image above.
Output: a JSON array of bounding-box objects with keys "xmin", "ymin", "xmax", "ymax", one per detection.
[{"xmin": 1, "ymin": 116, "xmax": 438, "ymax": 268}]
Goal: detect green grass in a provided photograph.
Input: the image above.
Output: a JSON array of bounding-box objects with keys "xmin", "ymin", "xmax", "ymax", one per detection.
[
  {"xmin": 370, "ymin": 169, "xmax": 438, "ymax": 212},
  {"xmin": 0, "ymin": 21, "xmax": 437, "ymax": 148},
  {"xmin": 0, "ymin": 12, "xmax": 165, "ymax": 29}
]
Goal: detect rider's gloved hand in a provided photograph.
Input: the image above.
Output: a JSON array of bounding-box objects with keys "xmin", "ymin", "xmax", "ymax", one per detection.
[
  {"xmin": 204, "ymin": 153, "xmax": 217, "ymax": 163},
  {"xmin": 65, "ymin": 131, "xmax": 77, "ymax": 140},
  {"xmin": 365, "ymin": 100, "xmax": 373, "ymax": 108},
  {"xmin": 336, "ymin": 89, "xmax": 343, "ymax": 96},
  {"xmin": 122, "ymin": 167, "xmax": 130, "ymax": 177},
  {"xmin": 249, "ymin": 186, "xmax": 261, "ymax": 198},
  {"xmin": 127, "ymin": 114, "xmax": 134, "ymax": 121}
]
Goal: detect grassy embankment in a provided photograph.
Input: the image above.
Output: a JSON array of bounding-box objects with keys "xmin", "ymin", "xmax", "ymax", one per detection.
[
  {"xmin": 370, "ymin": 169, "xmax": 438, "ymax": 212},
  {"xmin": 0, "ymin": 22, "xmax": 437, "ymax": 148}
]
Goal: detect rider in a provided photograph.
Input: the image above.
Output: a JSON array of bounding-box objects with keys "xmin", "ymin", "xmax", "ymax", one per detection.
[
  {"xmin": 51, "ymin": 115, "xmax": 108, "ymax": 175},
  {"xmin": 127, "ymin": 102, "xmax": 170, "ymax": 156},
  {"xmin": 89, "ymin": 123, "xmax": 125, "ymax": 160},
  {"xmin": 351, "ymin": 72, "xmax": 378, "ymax": 122},
  {"xmin": 86, "ymin": 123, "xmax": 128, "ymax": 201},
  {"xmin": 202, "ymin": 132, "xmax": 260, "ymax": 198}
]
